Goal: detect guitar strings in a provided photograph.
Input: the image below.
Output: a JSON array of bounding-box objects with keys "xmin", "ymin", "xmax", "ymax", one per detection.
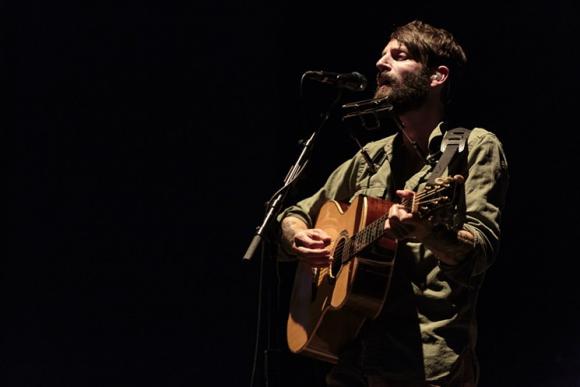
[{"xmin": 333, "ymin": 182, "xmax": 455, "ymax": 265}]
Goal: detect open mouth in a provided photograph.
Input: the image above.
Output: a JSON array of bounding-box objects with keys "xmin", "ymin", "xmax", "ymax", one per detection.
[{"xmin": 377, "ymin": 73, "xmax": 395, "ymax": 87}]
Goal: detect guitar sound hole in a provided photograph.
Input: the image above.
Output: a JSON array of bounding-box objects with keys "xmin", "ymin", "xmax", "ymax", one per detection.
[{"xmin": 329, "ymin": 237, "xmax": 345, "ymax": 282}]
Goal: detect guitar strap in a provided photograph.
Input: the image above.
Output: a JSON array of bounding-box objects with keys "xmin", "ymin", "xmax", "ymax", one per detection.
[
  {"xmin": 425, "ymin": 126, "xmax": 472, "ymax": 230},
  {"xmin": 426, "ymin": 127, "xmax": 471, "ymax": 185}
]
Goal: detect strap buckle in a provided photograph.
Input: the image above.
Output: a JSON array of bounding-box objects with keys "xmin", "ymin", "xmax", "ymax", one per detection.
[{"xmin": 441, "ymin": 128, "xmax": 470, "ymax": 153}]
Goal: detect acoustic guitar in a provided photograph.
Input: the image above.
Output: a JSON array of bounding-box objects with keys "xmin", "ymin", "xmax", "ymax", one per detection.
[{"xmin": 286, "ymin": 175, "xmax": 464, "ymax": 363}]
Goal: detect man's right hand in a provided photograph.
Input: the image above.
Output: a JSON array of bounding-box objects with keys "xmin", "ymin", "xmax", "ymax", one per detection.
[
  {"xmin": 281, "ymin": 216, "xmax": 333, "ymax": 267},
  {"xmin": 292, "ymin": 228, "xmax": 333, "ymax": 267}
]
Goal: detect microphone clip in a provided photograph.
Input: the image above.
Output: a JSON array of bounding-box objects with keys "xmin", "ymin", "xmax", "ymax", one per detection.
[{"xmin": 341, "ymin": 96, "xmax": 394, "ymax": 131}]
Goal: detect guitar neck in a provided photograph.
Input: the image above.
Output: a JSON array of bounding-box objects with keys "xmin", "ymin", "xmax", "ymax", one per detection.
[
  {"xmin": 340, "ymin": 175, "xmax": 461, "ymax": 263},
  {"xmin": 345, "ymin": 212, "xmax": 390, "ymax": 259}
]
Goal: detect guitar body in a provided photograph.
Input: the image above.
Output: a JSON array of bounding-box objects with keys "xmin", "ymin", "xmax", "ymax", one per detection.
[{"xmin": 286, "ymin": 195, "xmax": 397, "ymax": 363}]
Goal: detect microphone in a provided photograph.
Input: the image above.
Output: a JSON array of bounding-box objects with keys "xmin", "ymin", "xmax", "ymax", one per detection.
[{"xmin": 303, "ymin": 71, "xmax": 367, "ymax": 92}]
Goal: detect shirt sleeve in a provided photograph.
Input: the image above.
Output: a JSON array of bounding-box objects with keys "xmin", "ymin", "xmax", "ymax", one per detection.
[
  {"xmin": 441, "ymin": 128, "xmax": 509, "ymax": 279},
  {"xmin": 278, "ymin": 153, "xmax": 363, "ymax": 226}
]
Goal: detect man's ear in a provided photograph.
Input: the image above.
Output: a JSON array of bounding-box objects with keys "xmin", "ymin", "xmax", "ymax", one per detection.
[{"xmin": 430, "ymin": 65, "xmax": 449, "ymax": 86}]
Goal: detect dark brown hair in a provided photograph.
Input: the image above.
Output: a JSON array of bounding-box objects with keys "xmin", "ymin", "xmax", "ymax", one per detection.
[
  {"xmin": 391, "ymin": 20, "xmax": 467, "ymax": 72},
  {"xmin": 391, "ymin": 20, "xmax": 467, "ymax": 101}
]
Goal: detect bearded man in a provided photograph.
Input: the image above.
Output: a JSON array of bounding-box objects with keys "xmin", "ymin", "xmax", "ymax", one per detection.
[{"xmin": 278, "ymin": 20, "xmax": 509, "ymax": 387}]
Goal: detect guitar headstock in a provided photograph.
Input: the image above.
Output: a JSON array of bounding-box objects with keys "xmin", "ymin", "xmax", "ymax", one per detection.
[{"xmin": 412, "ymin": 174, "xmax": 465, "ymax": 229}]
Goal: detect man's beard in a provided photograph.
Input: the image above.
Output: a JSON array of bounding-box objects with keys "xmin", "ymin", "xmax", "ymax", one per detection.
[{"xmin": 374, "ymin": 68, "xmax": 431, "ymax": 114}]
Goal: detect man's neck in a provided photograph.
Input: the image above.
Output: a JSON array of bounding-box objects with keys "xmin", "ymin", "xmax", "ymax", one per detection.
[{"xmin": 397, "ymin": 100, "xmax": 444, "ymax": 154}]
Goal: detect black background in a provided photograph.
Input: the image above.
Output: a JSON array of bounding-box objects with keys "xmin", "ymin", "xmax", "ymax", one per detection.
[{"xmin": 4, "ymin": 1, "xmax": 580, "ymax": 386}]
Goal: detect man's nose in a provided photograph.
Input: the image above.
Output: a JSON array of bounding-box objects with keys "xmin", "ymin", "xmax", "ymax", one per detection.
[{"xmin": 376, "ymin": 54, "xmax": 391, "ymax": 71}]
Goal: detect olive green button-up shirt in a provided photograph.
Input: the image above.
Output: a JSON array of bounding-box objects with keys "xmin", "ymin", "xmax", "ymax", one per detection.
[{"xmin": 278, "ymin": 124, "xmax": 509, "ymax": 382}]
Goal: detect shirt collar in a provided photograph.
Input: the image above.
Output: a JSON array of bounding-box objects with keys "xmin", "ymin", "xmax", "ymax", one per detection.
[{"xmin": 381, "ymin": 121, "xmax": 447, "ymax": 164}]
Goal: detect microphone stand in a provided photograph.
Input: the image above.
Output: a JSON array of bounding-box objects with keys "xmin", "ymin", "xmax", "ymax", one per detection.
[
  {"xmin": 243, "ymin": 88, "xmax": 345, "ymax": 387},
  {"xmin": 243, "ymin": 89, "xmax": 344, "ymax": 261}
]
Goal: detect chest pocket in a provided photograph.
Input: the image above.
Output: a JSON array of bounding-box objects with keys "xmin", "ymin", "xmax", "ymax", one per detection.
[{"xmin": 350, "ymin": 146, "xmax": 392, "ymax": 202}]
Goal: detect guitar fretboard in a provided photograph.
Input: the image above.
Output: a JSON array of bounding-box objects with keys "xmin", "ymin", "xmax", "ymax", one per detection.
[
  {"xmin": 349, "ymin": 213, "xmax": 389, "ymax": 257},
  {"xmin": 335, "ymin": 193, "xmax": 436, "ymax": 264}
]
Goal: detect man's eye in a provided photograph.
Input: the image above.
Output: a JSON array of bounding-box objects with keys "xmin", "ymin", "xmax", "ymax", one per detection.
[{"xmin": 392, "ymin": 51, "xmax": 407, "ymax": 60}]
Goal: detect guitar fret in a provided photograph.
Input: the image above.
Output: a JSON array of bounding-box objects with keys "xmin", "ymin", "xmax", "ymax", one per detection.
[
  {"xmin": 348, "ymin": 214, "xmax": 387, "ymax": 258},
  {"xmin": 345, "ymin": 239, "xmax": 352, "ymax": 260}
]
